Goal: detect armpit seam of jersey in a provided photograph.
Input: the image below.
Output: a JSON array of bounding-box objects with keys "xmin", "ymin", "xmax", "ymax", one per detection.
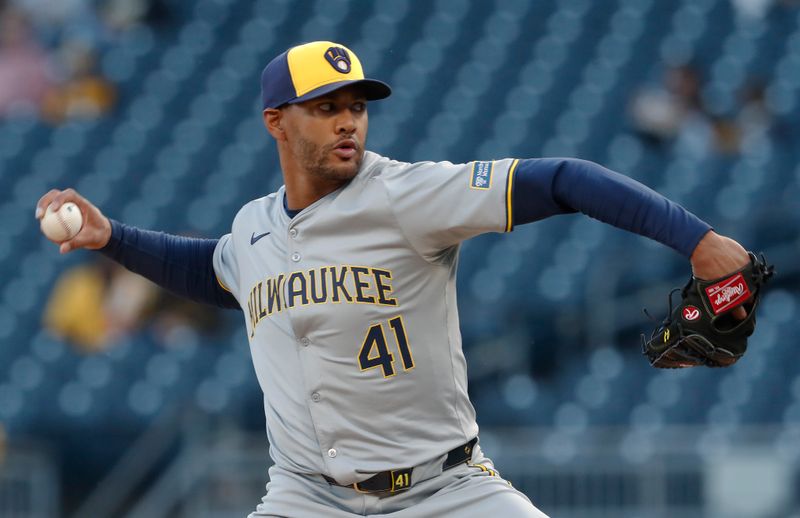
[
  {"xmin": 444, "ymin": 260, "xmax": 471, "ymax": 439},
  {"xmin": 376, "ymin": 176, "xmax": 443, "ymax": 267}
]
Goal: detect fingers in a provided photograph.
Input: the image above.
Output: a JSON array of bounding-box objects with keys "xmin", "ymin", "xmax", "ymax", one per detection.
[
  {"xmin": 35, "ymin": 188, "xmax": 88, "ymax": 220},
  {"xmin": 59, "ymin": 225, "xmax": 93, "ymax": 254},
  {"xmin": 52, "ymin": 188, "xmax": 86, "ymax": 213},
  {"xmin": 35, "ymin": 189, "xmax": 62, "ymax": 219},
  {"xmin": 732, "ymin": 306, "xmax": 747, "ymax": 320},
  {"xmin": 59, "ymin": 234, "xmax": 80, "ymax": 254},
  {"xmin": 59, "ymin": 239, "xmax": 85, "ymax": 254}
]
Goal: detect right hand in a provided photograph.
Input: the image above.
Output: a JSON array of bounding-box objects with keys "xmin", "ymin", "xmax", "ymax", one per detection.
[{"xmin": 35, "ymin": 188, "xmax": 112, "ymax": 254}]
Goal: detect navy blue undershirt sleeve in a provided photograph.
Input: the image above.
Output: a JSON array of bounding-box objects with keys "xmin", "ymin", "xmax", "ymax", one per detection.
[
  {"xmin": 99, "ymin": 219, "xmax": 240, "ymax": 310},
  {"xmin": 511, "ymin": 158, "xmax": 712, "ymax": 257}
]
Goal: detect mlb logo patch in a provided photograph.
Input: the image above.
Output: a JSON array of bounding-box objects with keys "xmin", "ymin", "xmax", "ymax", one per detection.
[{"xmin": 470, "ymin": 161, "xmax": 494, "ymax": 190}]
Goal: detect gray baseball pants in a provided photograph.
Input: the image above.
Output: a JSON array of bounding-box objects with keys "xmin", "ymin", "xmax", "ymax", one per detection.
[{"xmin": 248, "ymin": 444, "xmax": 549, "ymax": 517}]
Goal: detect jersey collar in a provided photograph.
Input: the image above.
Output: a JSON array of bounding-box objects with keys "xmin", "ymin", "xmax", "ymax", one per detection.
[{"xmin": 282, "ymin": 193, "xmax": 302, "ymax": 219}]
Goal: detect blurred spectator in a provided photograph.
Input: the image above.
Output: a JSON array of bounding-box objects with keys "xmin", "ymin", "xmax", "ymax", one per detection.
[
  {"xmin": 13, "ymin": 0, "xmax": 171, "ymax": 45},
  {"xmin": 728, "ymin": 0, "xmax": 800, "ymax": 20},
  {"xmin": 1, "ymin": 0, "xmax": 168, "ymax": 124},
  {"xmin": 11, "ymin": 0, "xmax": 107, "ymax": 47},
  {"xmin": 710, "ymin": 116, "xmax": 741, "ymax": 155},
  {"xmin": 730, "ymin": 0, "xmax": 774, "ymax": 20},
  {"xmin": 43, "ymin": 258, "xmax": 157, "ymax": 352},
  {"xmin": 101, "ymin": 0, "xmax": 154, "ymax": 32},
  {"xmin": 630, "ymin": 64, "xmax": 714, "ymax": 157},
  {"xmin": 0, "ymin": 6, "xmax": 54, "ymax": 117},
  {"xmin": 736, "ymin": 81, "xmax": 774, "ymax": 147},
  {"xmin": 43, "ymin": 255, "xmax": 223, "ymax": 351},
  {"xmin": 41, "ymin": 40, "xmax": 116, "ymax": 124},
  {"xmin": 150, "ymin": 289, "xmax": 224, "ymax": 347}
]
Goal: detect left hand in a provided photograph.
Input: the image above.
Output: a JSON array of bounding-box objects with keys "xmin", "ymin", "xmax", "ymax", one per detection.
[{"xmin": 690, "ymin": 230, "xmax": 751, "ymax": 318}]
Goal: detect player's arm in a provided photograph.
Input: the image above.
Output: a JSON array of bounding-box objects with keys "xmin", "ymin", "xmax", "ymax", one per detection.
[
  {"xmin": 35, "ymin": 189, "xmax": 239, "ymax": 310},
  {"xmin": 511, "ymin": 158, "xmax": 750, "ymax": 281}
]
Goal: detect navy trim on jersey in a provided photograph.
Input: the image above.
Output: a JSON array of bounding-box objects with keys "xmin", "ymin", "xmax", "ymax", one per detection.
[
  {"xmin": 511, "ymin": 158, "xmax": 712, "ymax": 258},
  {"xmin": 283, "ymin": 193, "xmax": 301, "ymax": 218},
  {"xmin": 99, "ymin": 220, "xmax": 240, "ymax": 309}
]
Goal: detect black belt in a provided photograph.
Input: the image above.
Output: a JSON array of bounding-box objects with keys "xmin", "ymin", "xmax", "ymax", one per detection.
[{"xmin": 323, "ymin": 437, "xmax": 478, "ymax": 495}]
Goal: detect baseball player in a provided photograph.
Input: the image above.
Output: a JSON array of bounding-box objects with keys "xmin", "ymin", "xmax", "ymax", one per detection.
[{"xmin": 36, "ymin": 41, "xmax": 752, "ymax": 517}]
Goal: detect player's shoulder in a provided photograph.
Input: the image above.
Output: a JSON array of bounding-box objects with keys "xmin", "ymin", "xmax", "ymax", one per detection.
[
  {"xmin": 230, "ymin": 191, "xmax": 281, "ymax": 230},
  {"xmin": 360, "ymin": 151, "xmax": 461, "ymax": 181},
  {"xmin": 361, "ymin": 152, "xmax": 519, "ymax": 188}
]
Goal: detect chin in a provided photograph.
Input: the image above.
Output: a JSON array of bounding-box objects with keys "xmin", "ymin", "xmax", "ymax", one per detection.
[
  {"xmin": 310, "ymin": 161, "xmax": 357, "ymax": 183},
  {"xmin": 334, "ymin": 164, "xmax": 360, "ymax": 181},
  {"xmin": 331, "ymin": 156, "xmax": 361, "ymax": 178}
]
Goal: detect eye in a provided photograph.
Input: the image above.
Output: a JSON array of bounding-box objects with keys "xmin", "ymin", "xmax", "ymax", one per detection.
[
  {"xmin": 318, "ymin": 102, "xmax": 333, "ymax": 112},
  {"xmin": 352, "ymin": 102, "xmax": 366, "ymax": 112}
]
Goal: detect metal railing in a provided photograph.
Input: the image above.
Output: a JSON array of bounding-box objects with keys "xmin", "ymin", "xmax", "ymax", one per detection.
[
  {"xmin": 0, "ymin": 442, "xmax": 60, "ymax": 518},
  {"xmin": 111, "ymin": 423, "xmax": 800, "ymax": 518}
]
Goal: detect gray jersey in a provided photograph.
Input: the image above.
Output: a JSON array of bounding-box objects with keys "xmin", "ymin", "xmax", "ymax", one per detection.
[{"xmin": 213, "ymin": 151, "xmax": 518, "ymax": 485}]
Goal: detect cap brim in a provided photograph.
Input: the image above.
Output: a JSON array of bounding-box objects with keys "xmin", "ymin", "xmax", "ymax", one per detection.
[{"xmin": 288, "ymin": 79, "xmax": 392, "ymax": 105}]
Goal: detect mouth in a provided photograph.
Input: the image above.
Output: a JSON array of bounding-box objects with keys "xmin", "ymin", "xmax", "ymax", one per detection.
[{"xmin": 332, "ymin": 138, "xmax": 358, "ymax": 159}]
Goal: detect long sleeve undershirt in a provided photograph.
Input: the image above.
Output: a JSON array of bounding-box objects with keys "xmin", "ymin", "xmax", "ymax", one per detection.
[
  {"xmin": 511, "ymin": 158, "xmax": 711, "ymax": 257},
  {"xmin": 99, "ymin": 222, "xmax": 239, "ymax": 309},
  {"xmin": 99, "ymin": 158, "xmax": 711, "ymax": 309}
]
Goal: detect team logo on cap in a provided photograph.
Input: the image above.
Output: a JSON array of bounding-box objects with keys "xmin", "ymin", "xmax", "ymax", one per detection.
[{"xmin": 325, "ymin": 47, "xmax": 352, "ymax": 74}]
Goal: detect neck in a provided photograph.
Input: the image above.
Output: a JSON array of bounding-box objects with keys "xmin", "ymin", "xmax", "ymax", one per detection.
[{"xmin": 279, "ymin": 153, "xmax": 350, "ymax": 211}]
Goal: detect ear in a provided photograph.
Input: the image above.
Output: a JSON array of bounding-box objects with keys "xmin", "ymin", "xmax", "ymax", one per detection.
[{"xmin": 263, "ymin": 108, "xmax": 285, "ymax": 141}]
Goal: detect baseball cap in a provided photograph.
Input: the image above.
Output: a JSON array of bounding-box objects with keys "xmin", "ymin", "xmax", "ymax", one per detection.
[{"xmin": 261, "ymin": 41, "xmax": 392, "ymax": 110}]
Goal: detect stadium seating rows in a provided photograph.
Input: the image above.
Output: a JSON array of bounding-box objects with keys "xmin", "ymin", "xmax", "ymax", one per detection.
[{"xmin": 1, "ymin": 0, "xmax": 798, "ymax": 453}]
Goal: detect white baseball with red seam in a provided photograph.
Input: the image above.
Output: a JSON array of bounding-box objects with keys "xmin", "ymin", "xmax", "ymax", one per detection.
[{"xmin": 40, "ymin": 202, "xmax": 83, "ymax": 242}]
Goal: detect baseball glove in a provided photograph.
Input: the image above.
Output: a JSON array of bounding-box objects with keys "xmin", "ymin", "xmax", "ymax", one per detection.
[{"xmin": 641, "ymin": 252, "xmax": 774, "ymax": 368}]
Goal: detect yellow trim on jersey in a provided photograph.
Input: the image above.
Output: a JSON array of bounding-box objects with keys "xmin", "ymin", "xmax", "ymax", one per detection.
[
  {"xmin": 505, "ymin": 159, "xmax": 520, "ymax": 232},
  {"xmin": 472, "ymin": 463, "xmax": 497, "ymax": 477},
  {"xmin": 216, "ymin": 276, "xmax": 232, "ymax": 293}
]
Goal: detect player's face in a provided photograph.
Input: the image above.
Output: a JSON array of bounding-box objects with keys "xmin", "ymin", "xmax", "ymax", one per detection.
[{"xmin": 283, "ymin": 86, "xmax": 369, "ymax": 182}]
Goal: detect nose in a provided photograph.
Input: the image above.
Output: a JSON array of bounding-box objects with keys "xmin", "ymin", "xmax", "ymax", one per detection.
[{"xmin": 335, "ymin": 109, "xmax": 356, "ymax": 135}]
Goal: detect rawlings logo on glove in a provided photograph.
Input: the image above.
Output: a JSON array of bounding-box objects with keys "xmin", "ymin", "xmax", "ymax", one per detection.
[
  {"xmin": 705, "ymin": 273, "xmax": 751, "ymax": 314},
  {"xmin": 641, "ymin": 252, "xmax": 775, "ymax": 369}
]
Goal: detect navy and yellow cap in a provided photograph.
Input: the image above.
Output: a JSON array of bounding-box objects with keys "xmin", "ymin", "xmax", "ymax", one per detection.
[{"xmin": 261, "ymin": 41, "xmax": 392, "ymax": 109}]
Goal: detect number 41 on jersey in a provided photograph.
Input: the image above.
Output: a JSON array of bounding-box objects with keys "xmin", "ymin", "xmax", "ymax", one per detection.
[{"xmin": 358, "ymin": 316, "xmax": 414, "ymax": 378}]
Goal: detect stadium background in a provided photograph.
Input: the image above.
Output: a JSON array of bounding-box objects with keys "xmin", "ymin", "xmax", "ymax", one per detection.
[{"xmin": 1, "ymin": 0, "xmax": 799, "ymax": 516}]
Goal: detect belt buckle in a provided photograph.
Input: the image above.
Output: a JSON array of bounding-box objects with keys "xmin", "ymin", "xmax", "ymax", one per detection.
[{"xmin": 351, "ymin": 482, "xmax": 372, "ymax": 494}]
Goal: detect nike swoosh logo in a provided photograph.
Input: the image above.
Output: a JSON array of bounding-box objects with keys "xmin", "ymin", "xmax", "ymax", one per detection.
[{"xmin": 250, "ymin": 231, "xmax": 271, "ymax": 245}]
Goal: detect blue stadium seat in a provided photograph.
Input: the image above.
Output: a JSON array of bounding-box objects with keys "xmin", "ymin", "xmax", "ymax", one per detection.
[{"xmin": 2, "ymin": 0, "xmax": 798, "ymax": 454}]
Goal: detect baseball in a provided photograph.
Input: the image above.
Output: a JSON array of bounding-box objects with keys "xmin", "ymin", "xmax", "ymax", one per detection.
[{"xmin": 40, "ymin": 202, "xmax": 83, "ymax": 242}]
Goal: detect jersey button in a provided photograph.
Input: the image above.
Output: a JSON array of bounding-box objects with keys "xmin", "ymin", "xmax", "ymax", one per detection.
[
  {"xmin": 327, "ymin": 448, "xmax": 337, "ymax": 458},
  {"xmin": 291, "ymin": 252, "xmax": 301, "ymax": 262},
  {"xmin": 311, "ymin": 392, "xmax": 321, "ymax": 402},
  {"xmin": 300, "ymin": 337, "xmax": 310, "ymax": 347},
  {"xmin": 289, "ymin": 228, "xmax": 298, "ymax": 238}
]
